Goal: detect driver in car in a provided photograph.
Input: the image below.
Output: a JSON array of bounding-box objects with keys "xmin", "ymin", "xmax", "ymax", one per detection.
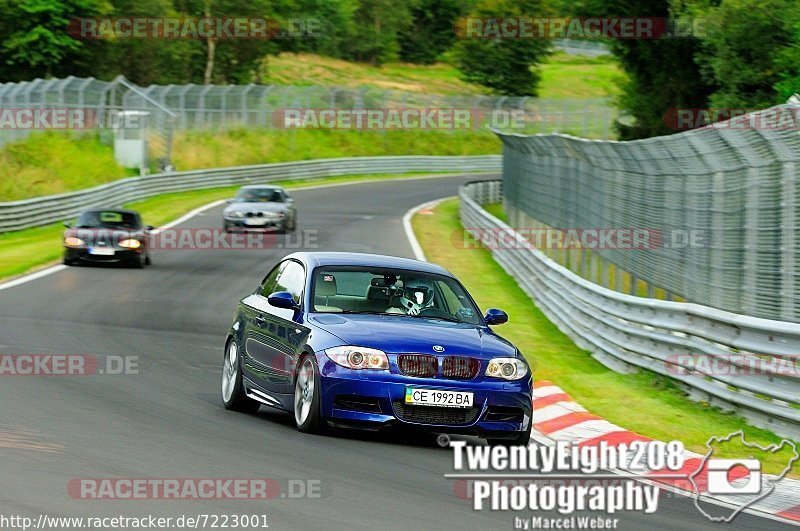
[{"xmin": 385, "ymin": 279, "xmax": 435, "ymax": 316}]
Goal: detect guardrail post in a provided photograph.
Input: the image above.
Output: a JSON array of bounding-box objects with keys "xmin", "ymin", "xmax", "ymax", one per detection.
[{"xmin": 781, "ymin": 162, "xmax": 797, "ymax": 321}]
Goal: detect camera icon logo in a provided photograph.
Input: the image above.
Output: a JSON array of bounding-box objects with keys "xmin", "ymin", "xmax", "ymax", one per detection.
[{"xmin": 706, "ymin": 459, "xmax": 762, "ymax": 495}]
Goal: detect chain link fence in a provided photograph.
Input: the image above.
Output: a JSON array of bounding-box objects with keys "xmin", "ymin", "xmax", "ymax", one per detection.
[
  {"xmin": 0, "ymin": 76, "xmax": 616, "ymax": 166},
  {"xmin": 495, "ymin": 100, "xmax": 800, "ymax": 323}
]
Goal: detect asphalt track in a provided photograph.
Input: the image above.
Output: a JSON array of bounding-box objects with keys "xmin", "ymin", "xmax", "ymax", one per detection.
[{"xmin": 0, "ymin": 175, "xmax": 791, "ymax": 530}]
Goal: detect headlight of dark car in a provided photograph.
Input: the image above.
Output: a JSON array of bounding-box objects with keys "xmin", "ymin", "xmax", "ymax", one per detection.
[
  {"xmin": 64, "ymin": 236, "xmax": 85, "ymax": 248},
  {"xmin": 119, "ymin": 239, "xmax": 142, "ymax": 249}
]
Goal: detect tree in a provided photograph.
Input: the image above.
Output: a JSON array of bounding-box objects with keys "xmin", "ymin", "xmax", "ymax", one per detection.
[
  {"xmin": 337, "ymin": 0, "xmax": 412, "ymax": 65},
  {"xmin": 452, "ymin": 0, "xmax": 551, "ymax": 96},
  {"xmin": 0, "ymin": 0, "xmax": 111, "ymax": 81},
  {"xmin": 776, "ymin": 20, "xmax": 800, "ymax": 101},
  {"xmin": 398, "ymin": 0, "xmax": 466, "ymax": 64},
  {"xmin": 570, "ymin": 0, "xmax": 713, "ymax": 139},
  {"xmin": 695, "ymin": 0, "xmax": 800, "ymax": 109},
  {"xmin": 172, "ymin": 0, "xmax": 277, "ymax": 84},
  {"xmin": 81, "ymin": 0, "xmax": 202, "ymax": 85}
]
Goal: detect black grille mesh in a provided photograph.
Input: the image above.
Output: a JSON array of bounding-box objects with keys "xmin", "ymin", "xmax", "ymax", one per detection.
[
  {"xmin": 392, "ymin": 401, "xmax": 479, "ymax": 425},
  {"xmin": 442, "ymin": 357, "xmax": 479, "ymax": 379},
  {"xmin": 398, "ymin": 354, "xmax": 438, "ymax": 377}
]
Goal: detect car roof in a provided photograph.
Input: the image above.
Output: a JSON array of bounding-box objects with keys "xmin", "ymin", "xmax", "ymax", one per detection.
[
  {"xmin": 239, "ymin": 185, "xmax": 282, "ymax": 190},
  {"xmin": 81, "ymin": 208, "xmax": 140, "ymax": 215},
  {"xmin": 287, "ymin": 252, "xmax": 452, "ymax": 277}
]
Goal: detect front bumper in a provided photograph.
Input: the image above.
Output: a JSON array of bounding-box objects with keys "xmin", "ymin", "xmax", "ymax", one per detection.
[
  {"xmin": 318, "ymin": 357, "xmax": 532, "ymax": 438},
  {"xmin": 224, "ymin": 216, "xmax": 285, "ymax": 231},
  {"xmin": 65, "ymin": 247, "xmax": 142, "ymax": 264}
]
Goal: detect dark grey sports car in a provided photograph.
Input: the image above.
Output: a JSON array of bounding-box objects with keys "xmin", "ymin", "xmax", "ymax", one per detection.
[
  {"xmin": 63, "ymin": 208, "xmax": 153, "ymax": 268},
  {"xmin": 223, "ymin": 185, "xmax": 297, "ymax": 233}
]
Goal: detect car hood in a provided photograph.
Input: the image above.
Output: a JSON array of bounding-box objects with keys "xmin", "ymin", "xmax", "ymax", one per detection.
[
  {"xmin": 224, "ymin": 202, "xmax": 286, "ymax": 214},
  {"xmin": 309, "ymin": 313, "xmax": 518, "ymax": 360},
  {"xmin": 65, "ymin": 227, "xmax": 143, "ymax": 245}
]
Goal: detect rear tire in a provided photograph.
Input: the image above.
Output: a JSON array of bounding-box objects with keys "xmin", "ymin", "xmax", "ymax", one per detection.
[
  {"xmin": 294, "ymin": 354, "xmax": 325, "ymax": 434},
  {"xmin": 221, "ymin": 339, "xmax": 261, "ymax": 413}
]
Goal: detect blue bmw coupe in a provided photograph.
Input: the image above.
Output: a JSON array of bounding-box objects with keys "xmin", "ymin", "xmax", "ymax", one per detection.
[{"xmin": 221, "ymin": 252, "xmax": 533, "ymax": 445}]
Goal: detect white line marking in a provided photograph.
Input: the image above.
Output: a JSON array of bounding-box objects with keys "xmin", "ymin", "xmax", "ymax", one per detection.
[
  {"xmin": 534, "ymin": 402, "xmax": 588, "ymax": 423},
  {"xmin": 532, "ymin": 385, "xmax": 566, "ymax": 399},
  {"xmin": 402, "ymin": 197, "xmax": 454, "ymax": 262},
  {"xmin": 0, "ymin": 265, "xmax": 68, "ymax": 292}
]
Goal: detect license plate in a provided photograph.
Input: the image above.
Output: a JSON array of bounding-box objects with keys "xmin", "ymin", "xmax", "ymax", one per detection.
[
  {"xmin": 244, "ymin": 218, "xmax": 269, "ymax": 226},
  {"xmin": 88, "ymin": 247, "xmax": 115, "ymax": 256},
  {"xmin": 405, "ymin": 387, "xmax": 473, "ymax": 408}
]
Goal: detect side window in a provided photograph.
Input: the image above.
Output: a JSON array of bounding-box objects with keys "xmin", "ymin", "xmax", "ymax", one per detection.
[
  {"xmin": 437, "ymin": 280, "xmax": 462, "ymax": 314},
  {"xmin": 259, "ymin": 263, "xmax": 285, "ymax": 297},
  {"xmin": 274, "ymin": 261, "xmax": 306, "ymax": 304}
]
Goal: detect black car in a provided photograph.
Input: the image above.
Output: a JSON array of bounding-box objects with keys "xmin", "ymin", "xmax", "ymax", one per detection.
[{"xmin": 63, "ymin": 209, "xmax": 153, "ymax": 268}]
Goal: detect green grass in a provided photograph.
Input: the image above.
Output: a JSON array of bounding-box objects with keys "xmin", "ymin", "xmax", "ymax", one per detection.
[
  {"xmin": 265, "ymin": 51, "xmax": 625, "ymax": 101},
  {"xmin": 265, "ymin": 52, "xmax": 485, "ymax": 95},
  {"xmin": 413, "ymin": 198, "xmax": 798, "ymax": 476},
  {"xmin": 539, "ymin": 52, "xmax": 625, "ymax": 100},
  {"xmin": 0, "ymin": 132, "xmax": 131, "ymax": 201},
  {"xmin": 0, "ymin": 172, "xmax": 467, "ymax": 283},
  {"xmin": 172, "ymin": 129, "xmax": 500, "ymax": 171}
]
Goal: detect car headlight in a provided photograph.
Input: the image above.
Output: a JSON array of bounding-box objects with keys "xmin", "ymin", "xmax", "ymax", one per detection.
[
  {"xmin": 326, "ymin": 346, "xmax": 389, "ymax": 370},
  {"xmin": 118, "ymin": 239, "xmax": 142, "ymax": 249},
  {"xmin": 485, "ymin": 357, "xmax": 528, "ymax": 380},
  {"xmin": 64, "ymin": 237, "xmax": 85, "ymax": 248}
]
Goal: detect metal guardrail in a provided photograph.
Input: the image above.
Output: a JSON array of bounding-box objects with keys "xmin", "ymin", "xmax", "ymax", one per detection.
[
  {"xmin": 461, "ymin": 180, "xmax": 800, "ymax": 440},
  {"xmin": 0, "ymin": 155, "xmax": 500, "ymax": 233},
  {"xmin": 492, "ymin": 100, "xmax": 800, "ymax": 323}
]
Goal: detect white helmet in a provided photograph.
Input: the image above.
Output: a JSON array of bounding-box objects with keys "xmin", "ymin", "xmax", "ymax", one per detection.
[{"xmin": 399, "ymin": 280, "xmax": 435, "ymax": 316}]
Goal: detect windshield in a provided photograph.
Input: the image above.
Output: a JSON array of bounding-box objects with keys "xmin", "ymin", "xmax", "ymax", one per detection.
[
  {"xmin": 75, "ymin": 211, "xmax": 140, "ymax": 229},
  {"xmin": 235, "ymin": 188, "xmax": 283, "ymax": 203},
  {"xmin": 311, "ymin": 267, "xmax": 483, "ymax": 325}
]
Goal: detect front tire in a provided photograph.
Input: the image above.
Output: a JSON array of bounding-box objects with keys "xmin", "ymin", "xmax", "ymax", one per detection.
[
  {"xmin": 294, "ymin": 354, "xmax": 325, "ymax": 434},
  {"xmin": 221, "ymin": 339, "xmax": 260, "ymax": 413}
]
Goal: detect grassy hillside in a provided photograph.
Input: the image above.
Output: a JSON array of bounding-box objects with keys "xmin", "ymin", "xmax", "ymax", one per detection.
[
  {"xmin": 0, "ymin": 52, "xmax": 622, "ymax": 201},
  {"xmin": 265, "ymin": 51, "xmax": 624, "ymax": 100},
  {"xmin": 170, "ymin": 129, "xmax": 499, "ymax": 170},
  {"xmin": 264, "ymin": 53, "xmax": 485, "ymax": 95},
  {"xmin": 0, "ymin": 133, "xmax": 130, "ymax": 201}
]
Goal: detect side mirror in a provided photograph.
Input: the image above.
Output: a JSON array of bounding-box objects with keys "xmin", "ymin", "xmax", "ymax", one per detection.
[
  {"xmin": 63, "ymin": 222, "xmax": 71, "ymax": 228},
  {"xmin": 268, "ymin": 291, "xmax": 299, "ymax": 310},
  {"xmin": 484, "ymin": 308, "xmax": 508, "ymax": 325},
  {"xmin": 226, "ymin": 198, "xmax": 234, "ymax": 203},
  {"xmin": 286, "ymin": 197, "xmax": 295, "ymax": 203},
  {"xmin": 145, "ymin": 225, "xmax": 155, "ymax": 231}
]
